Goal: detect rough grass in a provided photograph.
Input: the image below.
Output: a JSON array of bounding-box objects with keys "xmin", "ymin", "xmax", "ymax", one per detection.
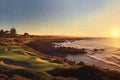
[
  {"xmin": 0, "ymin": 63, "xmax": 75, "ymax": 80},
  {"xmin": 47, "ymin": 65, "xmax": 120, "ymax": 80}
]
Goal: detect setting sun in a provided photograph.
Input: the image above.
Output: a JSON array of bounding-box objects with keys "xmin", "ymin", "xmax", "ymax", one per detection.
[{"xmin": 112, "ymin": 31, "xmax": 119, "ymax": 38}]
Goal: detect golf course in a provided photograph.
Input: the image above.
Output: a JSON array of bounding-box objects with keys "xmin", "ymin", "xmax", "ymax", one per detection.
[{"xmin": 0, "ymin": 37, "xmax": 120, "ymax": 80}]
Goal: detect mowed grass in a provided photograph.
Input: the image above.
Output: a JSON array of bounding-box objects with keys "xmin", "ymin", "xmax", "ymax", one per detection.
[{"xmin": 0, "ymin": 45, "xmax": 64, "ymax": 71}]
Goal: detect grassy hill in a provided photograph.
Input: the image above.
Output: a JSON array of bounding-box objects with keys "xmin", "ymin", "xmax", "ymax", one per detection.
[
  {"xmin": 0, "ymin": 43, "xmax": 77, "ymax": 80},
  {"xmin": 0, "ymin": 45, "xmax": 67, "ymax": 71}
]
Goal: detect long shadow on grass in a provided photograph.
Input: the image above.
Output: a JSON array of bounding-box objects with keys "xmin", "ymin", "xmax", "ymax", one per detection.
[{"xmin": 47, "ymin": 65, "xmax": 120, "ymax": 80}]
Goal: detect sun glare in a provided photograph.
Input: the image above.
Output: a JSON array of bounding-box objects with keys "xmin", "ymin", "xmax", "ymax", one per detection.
[{"xmin": 112, "ymin": 31, "xmax": 119, "ymax": 38}]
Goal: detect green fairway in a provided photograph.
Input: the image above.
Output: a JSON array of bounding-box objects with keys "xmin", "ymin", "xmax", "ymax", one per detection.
[{"xmin": 0, "ymin": 45, "xmax": 64, "ymax": 71}]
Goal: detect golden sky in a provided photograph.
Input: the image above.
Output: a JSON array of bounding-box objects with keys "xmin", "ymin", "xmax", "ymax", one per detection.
[{"xmin": 0, "ymin": 0, "xmax": 120, "ymax": 37}]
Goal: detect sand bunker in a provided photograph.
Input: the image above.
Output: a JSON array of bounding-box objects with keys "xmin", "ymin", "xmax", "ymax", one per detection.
[
  {"xmin": 36, "ymin": 58, "xmax": 48, "ymax": 63},
  {"xmin": 0, "ymin": 60, "xmax": 29, "ymax": 68}
]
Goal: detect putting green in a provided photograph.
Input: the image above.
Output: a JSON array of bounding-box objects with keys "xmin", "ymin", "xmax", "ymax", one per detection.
[{"xmin": 0, "ymin": 45, "xmax": 64, "ymax": 71}]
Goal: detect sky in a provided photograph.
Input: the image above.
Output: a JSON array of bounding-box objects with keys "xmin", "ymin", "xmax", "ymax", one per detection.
[{"xmin": 0, "ymin": 0, "xmax": 120, "ymax": 37}]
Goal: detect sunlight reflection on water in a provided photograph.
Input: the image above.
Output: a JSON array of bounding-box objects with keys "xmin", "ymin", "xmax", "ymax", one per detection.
[
  {"xmin": 57, "ymin": 38, "xmax": 120, "ymax": 49},
  {"xmin": 55, "ymin": 38, "xmax": 120, "ymax": 71}
]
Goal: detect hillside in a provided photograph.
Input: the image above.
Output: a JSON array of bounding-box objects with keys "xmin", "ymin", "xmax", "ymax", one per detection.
[{"xmin": 0, "ymin": 37, "xmax": 120, "ymax": 80}]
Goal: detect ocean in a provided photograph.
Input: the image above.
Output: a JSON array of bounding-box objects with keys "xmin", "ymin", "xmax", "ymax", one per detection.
[{"xmin": 55, "ymin": 38, "xmax": 120, "ymax": 71}]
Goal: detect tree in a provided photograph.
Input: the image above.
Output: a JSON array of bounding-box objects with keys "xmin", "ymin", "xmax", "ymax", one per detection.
[
  {"xmin": 0, "ymin": 29, "xmax": 5, "ymax": 37},
  {"xmin": 23, "ymin": 32, "xmax": 29, "ymax": 38},
  {"xmin": 4, "ymin": 30, "xmax": 9, "ymax": 35},
  {"xmin": 4, "ymin": 30, "xmax": 10, "ymax": 37},
  {"xmin": 23, "ymin": 32, "xmax": 29, "ymax": 36},
  {"xmin": 10, "ymin": 27, "xmax": 17, "ymax": 37},
  {"xmin": 10, "ymin": 27, "xmax": 16, "ymax": 35},
  {"xmin": 0, "ymin": 29, "xmax": 4, "ymax": 35}
]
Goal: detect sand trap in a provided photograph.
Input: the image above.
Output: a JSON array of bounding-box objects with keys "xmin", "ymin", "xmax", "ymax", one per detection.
[
  {"xmin": 0, "ymin": 60, "xmax": 28, "ymax": 68},
  {"xmin": 36, "ymin": 58, "xmax": 48, "ymax": 63}
]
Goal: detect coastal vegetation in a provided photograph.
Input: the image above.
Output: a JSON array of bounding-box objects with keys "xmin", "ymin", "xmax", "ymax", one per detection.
[{"xmin": 0, "ymin": 28, "xmax": 30, "ymax": 38}]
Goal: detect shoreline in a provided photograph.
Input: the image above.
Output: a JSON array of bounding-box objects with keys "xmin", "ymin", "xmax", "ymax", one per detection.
[
  {"xmin": 26, "ymin": 37, "xmax": 120, "ymax": 72},
  {"xmin": 66, "ymin": 53, "xmax": 120, "ymax": 72}
]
